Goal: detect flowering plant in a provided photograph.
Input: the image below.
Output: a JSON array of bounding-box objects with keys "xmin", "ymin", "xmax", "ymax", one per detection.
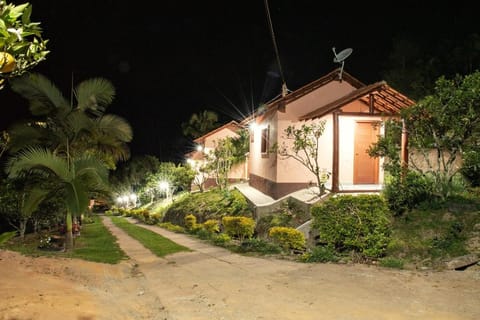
[{"xmin": 38, "ymin": 235, "xmax": 52, "ymax": 249}]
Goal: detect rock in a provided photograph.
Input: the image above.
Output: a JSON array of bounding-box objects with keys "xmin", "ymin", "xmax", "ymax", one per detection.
[{"xmin": 445, "ymin": 254, "xmax": 480, "ymax": 270}]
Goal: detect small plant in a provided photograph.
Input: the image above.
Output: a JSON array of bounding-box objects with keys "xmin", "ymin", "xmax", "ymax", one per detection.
[
  {"xmin": 212, "ymin": 233, "xmax": 231, "ymax": 246},
  {"xmin": 300, "ymin": 245, "xmax": 339, "ymax": 263},
  {"xmin": 238, "ymin": 238, "xmax": 282, "ymax": 254},
  {"xmin": 38, "ymin": 235, "xmax": 53, "ymax": 249},
  {"xmin": 268, "ymin": 226, "xmax": 306, "ymax": 252},
  {"xmin": 222, "ymin": 216, "xmax": 255, "ymax": 241},
  {"xmin": 158, "ymin": 222, "xmax": 185, "ymax": 233},
  {"xmin": 203, "ymin": 219, "xmax": 220, "ymax": 234},
  {"xmin": 184, "ymin": 214, "xmax": 197, "ymax": 231},
  {"xmin": 379, "ymin": 257, "xmax": 404, "ymax": 269}
]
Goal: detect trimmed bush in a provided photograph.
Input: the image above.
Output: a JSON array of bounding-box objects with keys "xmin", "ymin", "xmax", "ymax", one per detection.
[
  {"xmin": 158, "ymin": 222, "xmax": 185, "ymax": 233},
  {"xmin": 203, "ymin": 219, "xmax": 220, "ymax": 234},
  {"xmin": 184, "ymin": 214, "xmax": 197, "ymax": 231},
  {"xmin": 212, "ymin": 233, "xmax": 231, "ymax": 246},
  {"xmin": 311, "ymin": 194, "xmax": 392, "ymax": 258},
  {"xmin": 268, "ymin": 226, "xmax": 305, "ymax": 251},
  {"xmin": 221, "ymin": 216, "xmax": 255, "ymax": 241}
]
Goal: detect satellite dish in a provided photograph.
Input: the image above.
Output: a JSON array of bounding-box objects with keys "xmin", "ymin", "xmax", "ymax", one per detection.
[
  {"xmin": 332, "ymin": 47, "xmax": 353, "ymax": 81},
  {"xmin": 332, "ymin": 47, "xmax": 352, "ymax": 63}
]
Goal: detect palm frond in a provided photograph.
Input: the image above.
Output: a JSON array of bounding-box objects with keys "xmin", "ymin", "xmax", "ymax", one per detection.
[
  {"xmin": 6, "ymin": 121, "xmax": 46, "ymax": 153},
  {"xmin": 21, "ymin": 187, "xmax": 49, "ymax": 216},
  {"xmin": 75, "ymin": 78, "xmax": 115, "ymax": 115},
  {"xmin": 95, "ymin": 114, "xmax": 133, "ymax": 142},
  {"xmin": 9, "ymin": 73, "xmax": 70, "ymax": 116},
  {"xmin": 7, "ymin": 147, "xmax": 70, "ymax": 181}
]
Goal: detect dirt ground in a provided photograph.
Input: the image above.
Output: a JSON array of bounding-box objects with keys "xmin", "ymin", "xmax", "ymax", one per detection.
[{"xmin": 1, "ymin": 216, "xmax": 479, "ymax": 320}]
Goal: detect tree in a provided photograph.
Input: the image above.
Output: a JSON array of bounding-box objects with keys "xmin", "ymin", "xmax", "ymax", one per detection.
[
  {"xmin": 274, "ymin": 121, "xmax": 330, "ymax": 196},
  {"xmin": 6, "ymin": 73, "xmax": 133, "ymax": 167},
  {"xmin": 6, "ymin": 147, "xmax": 110, "ymax": 250},
  {"xmin": 181, "ymin": 110, "xmax": 219, "ymax": 139},
  {"xmin": 0, "ymin": 176, "xmax": 48, "ymax": 238},
  {"xmin": 371, "ymin": 71, "xmax": 480, "ymax": 202},
  {"xmin": 0, "ymin": 0, "xmax": 49, "ymax": 89}
]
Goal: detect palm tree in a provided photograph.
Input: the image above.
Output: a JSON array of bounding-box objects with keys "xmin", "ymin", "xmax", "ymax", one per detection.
[
  {"xmin": 181, "ymin": 110, "xmax": 220, "ymax": 139},
  {"xmin": 6, "ymin": 147, "xmax": 110, "ymax": 250},
  {"xmin": 6, "ymin": 73, "xmax": 133, "ymax": 166}
]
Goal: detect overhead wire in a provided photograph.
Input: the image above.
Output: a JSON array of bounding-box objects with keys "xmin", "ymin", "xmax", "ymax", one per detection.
[{"xmin": 264, "ymin": 0, "xmax": 289, "ymax": 96}]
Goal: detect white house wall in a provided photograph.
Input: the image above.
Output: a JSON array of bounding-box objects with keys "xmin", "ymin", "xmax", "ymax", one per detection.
[{"xmin": 276, "ymin": 117, "xmax": 333, "ymax": 184}]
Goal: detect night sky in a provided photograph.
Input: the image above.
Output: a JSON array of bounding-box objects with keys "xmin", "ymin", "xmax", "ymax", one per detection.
[{"xmin": 0, "ymin": 0, "xmax": 477, "ymax": 162}]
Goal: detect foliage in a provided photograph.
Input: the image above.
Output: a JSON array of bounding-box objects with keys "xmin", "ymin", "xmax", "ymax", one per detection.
[
  {"xmin": 235, "ymin": 238, "xmax": 282, "ymax": 254},
  {"xmin": 382, "ymin": 171, "xmax": 432, "ymax": 215},
  {"xmin": 255, "ymin": 199, "xmax": 310, "ymax": 237},
  {"xmin": 385, "ymin": 194, "xmax": 479, "ymax": 268},
  {"xmin": 0, "ymin": 230, "xmax": 16, "ymax": 245},
  {"xmin": 184, "ymin": 213, "xmax": 197, "ymax": 231},
  {"xmin": 162, "ymin": 188, "xmax": 252, "ymax": 226},
  {"xmin": 6, "ymin": 147, "xmax": 110, "ymax": 250},
  {"xmin": 204, "ymin": 137, "xmax": 234, "ymax": 190},
  {"xmin": 0, "ymin": 0, "xmax": 49, "ymax": 88},
  {"xmin": 461, "ymin": 147, "xmax": 480, "ymax": 187},
  {"xmin": 378, "ymin": 257, "xmax": 404, "ymax": 269},
  {"xmin": 311, "ymin": 194, "xmax": 392, "ymax": 258},
  {"xmin": 158, "ymin": 222, "xmax": 185, "ymax": 233},
  {"xmin": 2, "ymin": 215, "xmax": 127, "ymax": 263},
  {"xmin": 300, "ymin": 245, "xmax": 339, "ymax": 263},
  {"xmin": 268, "ymin": 226, "xmax": 306, "ymax": 251},
  {"xmin": 401, "ymin": 71, "xmax": 480, "ymax": 200},
  {"xmin": 221, "ymin": 216, "xmax": 255, "ymax": 241},
  {"xmin": 203, "ymin": 219, "xmax": 220, "ymax": 234},
  {"xmin": 110, "ymin": 216, "xmax": 190, "ymax": 257},
  {"xmin": 211, "ymin": 233, "xmax": 231, "ymax": 246},
  {"xmin": 110, "ymin": 155, "xmax": 161, "ymax": 195},
  {"xmin": 181, "ymin": 109, "xmax": 220, "ymax": 139},
  {"xmin": 7, "ymin": 73, "xmax": 133, "ymax": 167},
  {"xmin": 274, "ymin": 121, "xmax": 330, "ymax": 196},
  {"xmin": 139, "ymin": 162, "xmax": 195, "ymax": 204}
]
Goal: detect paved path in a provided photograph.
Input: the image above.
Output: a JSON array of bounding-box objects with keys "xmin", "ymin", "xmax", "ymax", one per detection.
[{"xmin": 101, "ymin": 215, "xmax": 480, "ymax": 320}]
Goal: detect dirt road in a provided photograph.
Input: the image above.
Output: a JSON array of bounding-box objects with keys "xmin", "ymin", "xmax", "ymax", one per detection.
[{"xmin": 1, "ymin": 216, "xmax": 479, "ymax": 320}]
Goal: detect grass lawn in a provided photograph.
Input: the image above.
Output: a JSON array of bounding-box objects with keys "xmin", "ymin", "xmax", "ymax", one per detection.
[
  {"xmin": 1, "ymin": 215, "xmax": 128, "ymax": 264},
  {"xmin": 110, "ymin": 216, "xmax": 190, "ymax": 257}
]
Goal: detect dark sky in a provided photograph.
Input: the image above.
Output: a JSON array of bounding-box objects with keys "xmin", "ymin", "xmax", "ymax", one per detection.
[{"xmin": 0, "ymin": 0, "xmax": 476, "ymax": 162}]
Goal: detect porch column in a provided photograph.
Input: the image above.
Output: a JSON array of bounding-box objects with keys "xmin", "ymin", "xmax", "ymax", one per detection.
[
  {"xmin": 332, "ymin": 112, "xmax": 339, "ymax": 192},
  {"xmin": 400, "ymin": 119, "xmax": 408, "ymax": 179}
]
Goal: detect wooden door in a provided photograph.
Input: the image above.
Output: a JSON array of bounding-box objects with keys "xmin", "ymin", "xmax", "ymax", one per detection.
[{"xmin": 354, "ymin": 122, "xmax": 379, "ymax": 184}]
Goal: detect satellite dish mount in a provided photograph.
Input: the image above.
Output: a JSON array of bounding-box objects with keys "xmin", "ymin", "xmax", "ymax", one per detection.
[{"xmin": 332, "ymin": 47, "xmax": 353, "ymax": 81}]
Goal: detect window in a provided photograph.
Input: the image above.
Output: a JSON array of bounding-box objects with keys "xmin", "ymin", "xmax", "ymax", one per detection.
[{"xmin": 261, "ymin": 125, "xmax": 269, "ymax": 154}]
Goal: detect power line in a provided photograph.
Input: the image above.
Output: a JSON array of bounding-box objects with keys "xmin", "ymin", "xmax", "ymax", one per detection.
[{"xmin": 264, "ymin": 0, "xmax": 289, "ymax": 96}]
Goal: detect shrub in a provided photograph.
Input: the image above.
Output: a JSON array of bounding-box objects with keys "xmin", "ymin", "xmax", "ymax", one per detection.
[
  {"xmin": 311, "ymin": 194, "xmax": 392, "ymax": 258},
  {"xmin": 221, "ymin": 216, "xmax": 255, "ymax": 241},
  {"xmin": 158, "ymin": 222, "xmax": 185, "ymax": 233},
  {"xmin": 162, "ymin": 188, "xmax": 253, "ymax": 226},
  {"xmin": 268, "ymin": 226, "xmax": 306, "ymax": 251},
  {"xmin": 300, "ymin": 245, "xmax": 339, "ymax": 263},
  {"xmin": 212, "ymin": 233, "xmax": 231, "ymax": 246},
  {"xmin": 379, "ymin": 257, "xmax": 404, "ymax": 269},
  {"xmin": 184, "ymin": 214, "xmax": 197, "ymax": 231},
  {"xmin": 238, "ymin": 238, "xmax": 282, "ymax": 254},
  {"xmin": 203, "ymin": 219, "xmax": 220, "ymax": 234},
  {"xmin": 383, "ymin": 172, "xmax": 431, "ymax": 215}
]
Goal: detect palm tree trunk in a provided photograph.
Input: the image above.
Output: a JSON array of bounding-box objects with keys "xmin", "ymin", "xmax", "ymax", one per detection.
[{"xmin": 64, "ymin": 210, "xmax": 74, "ymax": 250}]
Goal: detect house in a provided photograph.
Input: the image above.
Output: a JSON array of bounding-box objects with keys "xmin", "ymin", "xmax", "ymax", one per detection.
[
  {"xmin": 245, "ymin": 68, "xmax": 415, "ymax": 200},
  {"xmin": 186, "ymin": 120, "xmax": 248, "ymax": 190}
]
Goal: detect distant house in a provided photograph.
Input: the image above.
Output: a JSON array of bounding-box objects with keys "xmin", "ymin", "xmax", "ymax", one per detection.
[
  {"xmin": 186, "ymin": 120, "xmax": 248, "ymax": 190},
  {"xmin": 246, "ymin": 68, "xmax": 415, "ymax": 199}
]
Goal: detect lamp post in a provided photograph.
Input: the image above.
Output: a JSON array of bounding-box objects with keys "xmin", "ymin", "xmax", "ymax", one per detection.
[{"xmin": 159, "ymin": 181, "xmax": 171, "ymax": 203}]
